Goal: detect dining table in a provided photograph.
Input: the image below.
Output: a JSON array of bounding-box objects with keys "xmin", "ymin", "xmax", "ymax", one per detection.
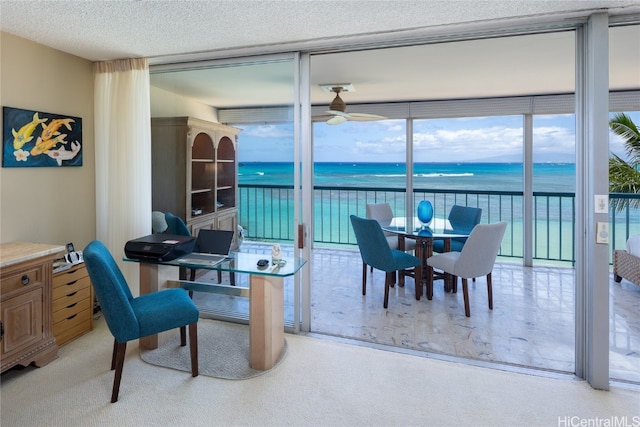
[{"xmin": 382, "ymin": 217, "xmax": 469, "ymax": 300}]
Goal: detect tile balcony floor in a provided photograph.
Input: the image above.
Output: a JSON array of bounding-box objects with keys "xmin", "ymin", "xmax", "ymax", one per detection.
[{"xmin": 192, "ymin": 242, "xmax": 640, "ymax": 384}]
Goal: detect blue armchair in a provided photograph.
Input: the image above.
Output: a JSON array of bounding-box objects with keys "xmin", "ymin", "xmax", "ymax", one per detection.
[
  {"xmin": 350, "ymin": 215, "xmax": 422, "ymax": 308},
  {"xmin": 83, "ymin": 240, "xmax": 199, "ymax": 403},
  {"xmin": 432, "ymin": 205, "xmax": 482, "ymax": 253}
]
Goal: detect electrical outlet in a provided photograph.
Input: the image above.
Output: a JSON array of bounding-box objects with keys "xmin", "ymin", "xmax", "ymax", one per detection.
[{"xmin": 596, "ymin": 222, "xmax": 609, "ymax": 244}]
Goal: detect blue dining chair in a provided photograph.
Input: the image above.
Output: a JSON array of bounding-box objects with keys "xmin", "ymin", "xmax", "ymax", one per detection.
[
  {"xmin": 83, "ymin": 240, "xmax": 199, "ymax": 403},
  {"xmin": 432, "ymin": 205, "xmax": 482, "ymax": 253},
  {"xmin": 350, "ymin": 215, "xmax": 422, "ymax": 308}
]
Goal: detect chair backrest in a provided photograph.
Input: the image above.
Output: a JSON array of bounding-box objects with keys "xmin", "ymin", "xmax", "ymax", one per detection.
[
  {"xmin": 448, "ymin": 205, "xmax": 482, "ymax": 233},
  {"xmin": 454, "ymin": 222, "xmax": 507, "ymax": 278},
  {"xmin": 165, "ymin": 212, "xmax": 191, "ymax": 236},
  {"xmin": 366, "ymin": 203, "xmax": 394, "ymax": 237},
  {"xmin": 152, "ymin": 211, "xmax": 168, "ymax": 233},
  {"xmin": 83, "ymin": 240, "xmax": 140, "ymax": 342},
  {"xmin": 350, "ymin": 215, "xmax": 397, "ymax": 272}
]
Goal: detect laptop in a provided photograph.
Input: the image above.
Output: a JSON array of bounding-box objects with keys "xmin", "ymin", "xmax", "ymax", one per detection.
[{"xmin": 178, "ymin": 229, "xmax": 234, "ymax": 266}]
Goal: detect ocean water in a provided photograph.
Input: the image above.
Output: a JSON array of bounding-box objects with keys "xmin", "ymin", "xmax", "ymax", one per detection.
[{"xmin": 239, "ymin": 162, "xmax": 576, "ymax": 192}]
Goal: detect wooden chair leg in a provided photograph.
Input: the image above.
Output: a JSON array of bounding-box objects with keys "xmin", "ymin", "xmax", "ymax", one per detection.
[
  {"xmin": 189, "ymin": 322, "xmax": 199, "ymax": 377},
  {"xmin": 462, "ymin": 278, "xmax": 471, "ymax": 317},
  {"xmin": 111, "ymin": 339, "xmax": 118, "ymax": 370},
  {"xmin": 487, "ymin": 272, "xmax": 493, "ymax": 310},
  {"xmin": 111, "ymin": 342, "xmax": 127, "ymax": 403},
  {"xmin": 383, "ymin": 274, "xmax": 391, "ymax": 308},
  {"xmin": 217, "ymin": 270, "xmax": 222, "ymax": 283},
  {"xmin": 362, "ymin": 262, "xmax": 367, "ymax": 295},
  {"xmin": 180, "ymin": 325, "xmax": 186, "ymax": 346}
]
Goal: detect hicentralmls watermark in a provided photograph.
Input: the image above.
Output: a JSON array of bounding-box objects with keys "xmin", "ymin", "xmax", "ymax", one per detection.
[{"xmin": 558, "ymin": 416, "xmax": 640, "ymax": 427}]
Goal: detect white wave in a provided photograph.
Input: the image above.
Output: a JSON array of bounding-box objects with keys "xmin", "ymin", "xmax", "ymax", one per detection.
[{"xmin": 416, "ymin": 173, "xmax": 474, "ymax": 178}]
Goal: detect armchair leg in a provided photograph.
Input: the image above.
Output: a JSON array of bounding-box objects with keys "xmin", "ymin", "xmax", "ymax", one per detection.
[
  {"xmin": 180, "ymin": 326, "xmax": 186, "ymax": 346},
  {"xmin": 487, "ymin": 272, "xmax": 493, "ymax": 310},
  {"xmin": 462, "ymin": 278, "xmax": 470, "ymax": 317},
  {"xmin": 189, "ymin": 322, "xmax": 199, "ymax": 377},
  {"xmin": 111, "ymin": 342, "xmax": 127, "ymax": 403}
]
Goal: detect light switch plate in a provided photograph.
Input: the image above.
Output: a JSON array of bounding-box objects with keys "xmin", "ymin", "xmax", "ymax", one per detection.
[
  {"xmin": 596, "ymin": 222, "xmax": 609, "ymax": 244},
  {"xmin": 595, "ymin": 195, "xmax": 608, "ymax": 213}
]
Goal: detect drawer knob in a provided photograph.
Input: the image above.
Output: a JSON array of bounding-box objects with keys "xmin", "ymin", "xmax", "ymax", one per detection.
[{"xmin": 21, "ymin": 275, "xmax": 30, "ymax": 285}]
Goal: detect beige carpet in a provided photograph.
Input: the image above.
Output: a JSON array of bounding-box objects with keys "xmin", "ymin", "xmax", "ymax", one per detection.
[
  {"xmin": 1, "ymin": 316, "xmax": 638, "ymax": 427},
  {"xmin": 140, "ymin": 319, "xmax": 287, "ymax": 379}
]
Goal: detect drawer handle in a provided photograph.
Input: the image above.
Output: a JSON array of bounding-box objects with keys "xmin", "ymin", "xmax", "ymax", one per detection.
[
  {"xmin": 66, "ymin": 302, "xmax": 78, "ymax": 309},
  {"xmin": 66, "ymin": 280, "xmax": 78, "ymax": 286},
  {"xmin": 66, "ymin": 291, "xmax": 78, "ymax": 297},
  {"xmin": 66, "ymin": 313, "xmax": 78, "ymax": 320},
  {"xmin": 21, "ymin": 275, "xmax": 30, "ymax": 285}
]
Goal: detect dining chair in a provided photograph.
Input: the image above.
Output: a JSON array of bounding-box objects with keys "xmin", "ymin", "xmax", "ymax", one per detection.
[
  {"xmin": 432, "ymin": 205, "xmax": 482, "ymax": 253},
  {"xmin": 83, "ymin": 240, "xmax": 199, "ymax": 402},
  {"xmin": 365, "ymin": 202, "xmax": 417, "ymax": 271},
  {"xmin": 350, "ymin": 215, "xmax": 422, "ymax": 308},
  {"xmin": 426, "ymin": 221, "xmax": 506, "ymax": 317}
]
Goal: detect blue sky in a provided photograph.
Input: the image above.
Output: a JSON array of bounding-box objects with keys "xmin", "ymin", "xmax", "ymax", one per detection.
[{"xmin": 237, "ymin": 112, "xmax": 639, "ymax": 163}]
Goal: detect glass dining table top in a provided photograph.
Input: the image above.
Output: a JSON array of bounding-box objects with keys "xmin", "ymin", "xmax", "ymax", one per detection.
[{"xmin": 382, "ymin": 217, "xmax": 468, "ymax": 239}]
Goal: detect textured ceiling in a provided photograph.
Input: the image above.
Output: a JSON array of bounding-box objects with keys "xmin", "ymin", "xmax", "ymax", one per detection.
[{"xmin": 1, "ymin": 1, "xmax": 639, "ymax": 107}]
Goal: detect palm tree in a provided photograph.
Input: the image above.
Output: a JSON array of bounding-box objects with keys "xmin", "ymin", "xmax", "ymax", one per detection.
[{"xmin": 609, "ymin": 112, "xmax": 640, "ymax": 212}]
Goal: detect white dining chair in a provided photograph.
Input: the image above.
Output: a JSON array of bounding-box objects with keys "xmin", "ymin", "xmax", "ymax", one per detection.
[{"xmin": 426, "ymin": 222, "xmax": 507, "ymax": 317}]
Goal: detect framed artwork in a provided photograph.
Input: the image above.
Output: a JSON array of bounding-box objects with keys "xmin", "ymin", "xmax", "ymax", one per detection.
[{"xmin": 2, "ymin": 106, "xmax": 83, "ymax": 167}]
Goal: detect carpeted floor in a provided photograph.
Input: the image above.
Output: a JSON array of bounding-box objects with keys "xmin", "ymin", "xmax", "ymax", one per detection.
[
  {"xmin": 140, "ymin": 319, "xmax": 287, "ymax": 379},
  {"xmin": 1, "ymin": 316, "xmax": 638, "ymax": 426}
]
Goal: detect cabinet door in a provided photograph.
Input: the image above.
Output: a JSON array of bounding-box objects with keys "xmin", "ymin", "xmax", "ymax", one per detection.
[
  {"xmin": 216, "ymin": 210, "xmax": 239, "ymax": 249},
  {"xmin": 1, "ymin": 288, "xmax": 43, "ymax": 356}
]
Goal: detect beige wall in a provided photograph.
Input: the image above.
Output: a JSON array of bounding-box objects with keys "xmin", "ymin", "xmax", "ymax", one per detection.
[{"xmin": 0, "ymin": 32, "xmax": 95, "ymax": 250}]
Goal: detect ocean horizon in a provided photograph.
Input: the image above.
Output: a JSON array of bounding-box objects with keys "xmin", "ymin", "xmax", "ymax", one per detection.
[{"xmin": 238, "ymin": 161, "xmax": 576, "ymax": 193}]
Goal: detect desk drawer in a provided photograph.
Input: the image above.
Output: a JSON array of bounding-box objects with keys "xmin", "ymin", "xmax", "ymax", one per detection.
[
  {"xmin": 53, "ymin": 295, "xmax": 91, "ymax": 324},
  {"xmin": 53, "ymin": 309, "xmax": 92, "ymax": 346},
  {"xmin": 52, "ymin": 265, "xmax": 88, "ymax": 288},
  {"xmin": 53, "ymin": 287, "xmax": 91, "ymax": 315},
  {"xmin": 53, "ymin": 276, "xmax": 90, "ymax": 301},
  {"xmin": 1, "ymin": 264, "xmax": 44, "ymax": 294}
]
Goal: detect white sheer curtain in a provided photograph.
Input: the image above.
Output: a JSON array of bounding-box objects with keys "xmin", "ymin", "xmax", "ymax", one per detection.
[{"xmin": 94, "ymin": 58, "xmax": 151, "ymax": 295}]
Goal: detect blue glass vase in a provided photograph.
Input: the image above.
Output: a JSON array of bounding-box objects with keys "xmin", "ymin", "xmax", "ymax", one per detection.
[{"xmin": 417, "ymin": 200, "xmax": 434, "ymax": 226}]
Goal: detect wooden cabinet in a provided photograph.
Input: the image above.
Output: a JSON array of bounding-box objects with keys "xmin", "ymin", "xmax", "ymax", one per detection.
[
  {"xmin": 1, "ymin": 242, "xmax": 63, "ymax": 373},
  {"xmin": 151, "ymin": 117, "xmax": 241, "ymax": 248},
  {"xmin": 52, "ymin": 263, "xmax": 93, "ymax": 346}
]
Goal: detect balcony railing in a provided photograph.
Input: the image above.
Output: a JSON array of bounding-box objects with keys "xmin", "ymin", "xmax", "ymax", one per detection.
[{"xmin": 238, "ymin": 184, "xmax": 640, "ymax": 264}]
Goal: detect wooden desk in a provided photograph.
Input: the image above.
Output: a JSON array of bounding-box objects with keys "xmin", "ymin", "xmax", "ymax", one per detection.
[
  {"xmin": 127, "ymin": 252, "xmax": 306, "ymax": 371},
  {"xmin": 1, "ymin": 242, "xmax": 64, "ymax": 372}
]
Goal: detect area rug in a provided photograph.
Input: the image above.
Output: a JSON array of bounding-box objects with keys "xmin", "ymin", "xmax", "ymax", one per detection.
[{"xmin": 140, "ymin": 319, "xmax": 287, "ymax": 380}]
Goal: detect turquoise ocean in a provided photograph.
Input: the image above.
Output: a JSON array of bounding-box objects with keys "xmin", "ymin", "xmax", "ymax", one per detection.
[{"xmin": 238, "ymin": 162, "xmax": 575, "ymax": 192}]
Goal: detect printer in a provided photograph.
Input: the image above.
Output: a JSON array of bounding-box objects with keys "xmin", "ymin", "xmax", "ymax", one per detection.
[{"xmin": 124, "ymin": 234, "xmax": 196, "ymax": 261}]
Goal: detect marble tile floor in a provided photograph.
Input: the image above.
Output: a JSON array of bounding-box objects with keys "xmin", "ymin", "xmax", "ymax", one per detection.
[{"xmin": 191, "ymin": 242, "xmax": 640, "ymax": 384}]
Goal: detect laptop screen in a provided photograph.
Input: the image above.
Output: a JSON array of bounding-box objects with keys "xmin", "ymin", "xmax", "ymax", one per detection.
[{"xmin": 195, "ymin": 229, "xmax": 234, "ymax": 255}]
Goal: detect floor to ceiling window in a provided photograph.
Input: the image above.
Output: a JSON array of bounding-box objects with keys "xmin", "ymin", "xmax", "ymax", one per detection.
[{"xmin": 148, "ymin": 20, "xmax": 639, "ymax": 386}]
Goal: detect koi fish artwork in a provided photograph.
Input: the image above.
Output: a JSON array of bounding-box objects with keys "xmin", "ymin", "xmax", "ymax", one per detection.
[
  {"xmin": 39, "ymin": 118, "xmax": 74, "ymax": 141},
  {"xmin": 3, "ymin": 106, "xmax": 83, "ymax": 167},
  {"xmin": 11, "ymin": 112, "xmax": 47, "ymax": 149},
  {"xmin": 45, "ymin": 141, "xmax": 81, "ymax": 166}
]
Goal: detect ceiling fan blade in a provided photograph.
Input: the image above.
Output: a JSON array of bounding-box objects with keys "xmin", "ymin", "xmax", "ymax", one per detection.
[
  {"xmin": 347, "ymin": 113, "xmax": 388, "ymax": 121},
  {"xmin": 326, "ymin": 110, "xmax": 349, "ymax": 118},
  {"xmin": 327, "ymin": 115, "xmax": 348, "ymax": 125}
]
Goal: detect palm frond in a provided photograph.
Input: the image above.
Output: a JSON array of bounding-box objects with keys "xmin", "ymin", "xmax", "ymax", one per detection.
[{"xmin": 610, "ymin": 113, "xmax": 640, "ymax": 165}]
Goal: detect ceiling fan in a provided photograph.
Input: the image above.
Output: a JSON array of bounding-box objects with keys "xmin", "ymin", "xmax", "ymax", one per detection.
[{"xmin": 315, "ymin": 85, "xmax": 387, "ymax": 125}]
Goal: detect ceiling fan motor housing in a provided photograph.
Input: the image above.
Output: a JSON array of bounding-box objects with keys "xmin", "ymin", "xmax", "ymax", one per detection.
[{"xmin": 329, "ymin": 91, "xmax": 347, "ymax": 112}]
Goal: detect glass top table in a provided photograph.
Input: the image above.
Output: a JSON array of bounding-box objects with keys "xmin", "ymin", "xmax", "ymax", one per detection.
[
  {"xmin": 125, "ymin": 251, "xmax": 306, "ymax": 371},
  {"xmin": 382, "ymin": 218, "xmax": 469, "ymax": 300},
  {"xmin": 156, "ymin": 251, "xmax": 306, "ymax": 278}
]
